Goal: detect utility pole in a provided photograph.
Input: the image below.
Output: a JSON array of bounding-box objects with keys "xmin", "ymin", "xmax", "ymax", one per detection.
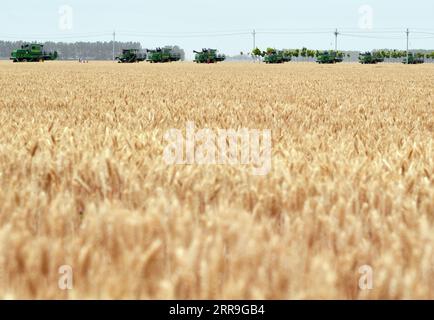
[
  {"xmin": 334, "ymin": 28, "xmax": 339, "ymax": 52},
  {"xmin": 406, "ymin": 28, "xmax": 410, "ymax": 64},
  {"xmin": 251, "ymin": 29, "xmax": 257, "ymax": 62},
  {"xmin": 112, "ymin": 30, "xmax": 116, "ymax": 62}
]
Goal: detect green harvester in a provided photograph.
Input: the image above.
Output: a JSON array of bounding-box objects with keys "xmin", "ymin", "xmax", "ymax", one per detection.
[
  {"xmin": 359, "ymin": 52, "xmax": 384, "ymax": 64},
  {"xmin": 403, "ymin": 53, "xmax": 424, "ymax": 64},
  {"xmin": 264, "ymin": 50, "xmax": 291, "ymax": 64},
  {"xmin": 116, "ymin": 49, "xmax": 146, "ymax": 63},
  {"xmin": 11, "ymin": 43, "xmax": 58, "ymax": 62},
  {"xmin": 316, "ymin": 51, "xmax": 343, "ymax": 64},
  {"xmin": 193, "ymin": 49, "xmax": 225, "ymax": 63},
  {"xmin": 146, "ymin": 47, "xmax": 181, "ymax": 63}
]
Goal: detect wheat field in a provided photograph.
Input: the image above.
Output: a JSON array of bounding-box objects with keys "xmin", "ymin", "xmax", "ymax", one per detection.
[{"xmin": 0, "ymin": 61, "xmax": 433, "ymax": 299}]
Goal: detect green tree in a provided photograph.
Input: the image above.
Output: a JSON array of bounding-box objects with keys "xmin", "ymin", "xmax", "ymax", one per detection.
[
  {"xmin": 307, "ymin": 49, "xmax": 315, "ymax": 60},
  {"xmin": 252, "ymin": 47, "xmax": 262, "ymax": 58},
  {"xmin": 283, "ymin": 49, "xmax": 294, "ymax": 57},
  {"xmin": 416, "ymin": 52, "xmax": 425, "ymax": 59},
  {"xmin": 382, "ymin": 50, "xmax": 392, "ymax": 59},
  {"xmin": 300, "ymin": 47, "xmax": 308, "ymax": 60},
  {"xmin": 266, "ymin": 47, "xmax": 275, "ymax": 54},
  {"xmin": 385, "ymin": 50, "xmax": 391, "ymax": 59}
]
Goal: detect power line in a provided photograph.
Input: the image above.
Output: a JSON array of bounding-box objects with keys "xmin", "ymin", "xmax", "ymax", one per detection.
[
  {"xmin": 412, "ymin": 36, "xmax": 434, "ymax": 39},
  {"xmin": 1, "ymin": 28, "xmax": 433, "ymax": 40},
  {"xmin": 0, "ymin": 33, "xmax": 113, "ymax": 40},
  {"xmin": 117, "ymin": 28, "xmax": 252, "ymax": 34},
  {"xmin": 341, "ymin": 31, "xmax": 405, "ymax": 34},
  {"xmin": 340, "ymin": 33, "xmax": 405, "ymax": 40},
  {"xmin": 256, "ymin": 31, "xmax": 331, "ymax": 35},
  {"xmin": 117, "ymin": 31, "xmax": 251, "ymax": 38},
  {"xmin": 413, "ymin": 31, "xmax": 434, "ymax": 35}
]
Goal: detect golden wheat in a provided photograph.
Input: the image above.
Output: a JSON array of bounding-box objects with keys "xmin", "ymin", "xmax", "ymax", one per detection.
[{"xmin": 0, "ymin": 61, "xmax": 432, "ymax": 299}]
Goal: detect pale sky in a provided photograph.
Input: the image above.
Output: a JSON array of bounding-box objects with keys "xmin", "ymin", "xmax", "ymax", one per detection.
[{"xmin": 1, "ymin": 0, "xmax": 433, "ymax": 58}]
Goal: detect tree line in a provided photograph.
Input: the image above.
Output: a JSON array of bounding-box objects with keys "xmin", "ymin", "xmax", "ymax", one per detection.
[
  {"xmin": 252, "ymin": 47, "xmax": 348, "ymax": 60},
  {"xmin": 0, "ymin": 41, "xmax": 185, "ymax": 61},
  {"xmin": 252, "ymin": 47, "xmax": 434, "ymax": 61}
]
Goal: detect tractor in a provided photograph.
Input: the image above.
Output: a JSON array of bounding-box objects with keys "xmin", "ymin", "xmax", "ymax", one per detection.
[
  {"xmin": 264, "ymin": 50, "xmax": 291, "ymax": 64},
  {"xmin": 359, "ymin": 52, "xmax": 384, "ymax": 64},
  {"xmin": 146, "ymin": 47, "xmax": 181, "ymax": 63},
  {"xmin": 316, "ymin": 51, "xmax": 343, "ymax": 64},
  {"xmin": 403, "ymin": 53, "xmax": 424, "ymax": 64},
  {"xmin": 116, "ymin": 49, "xmax": 146, "ymax": 63},
  {"xmin": 11, "ymin": 43, "xmax": 58, "ymax": 62},
  {"xmin": 193, "ymin": 49, "xmax": 225, "ymax": 63}
]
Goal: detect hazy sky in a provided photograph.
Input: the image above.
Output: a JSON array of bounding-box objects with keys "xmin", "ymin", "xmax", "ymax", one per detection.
[{"xmin": 1, "ymin": 0, "xmax": 433, "ymax": 58}]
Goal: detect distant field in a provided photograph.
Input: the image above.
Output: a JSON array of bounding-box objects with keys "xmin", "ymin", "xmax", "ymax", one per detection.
[{"xmin": 0, "ymin": 61, "xmax": 433, "ymax": 299}]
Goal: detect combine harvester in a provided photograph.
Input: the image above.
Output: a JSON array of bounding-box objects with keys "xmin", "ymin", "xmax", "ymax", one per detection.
[
  {"xmin": 193, "ymin": 49, "xmax": 226, "ymax": 63},
  {"xmin": 264, "ymin": 50, "xmax": 292, "ymax": 64},
  {"xmin": 359, "ymin": 52, "xmax": 384, "ymax": 64},
  {"xmin": 116, "ymin": 49, "xmax": 146, "ymax": 63},
  {"xmin": 10, "ymin": 43, "xmax": 58, "ymax": 62},
  {"xmin": 403, "ymin": 53, "xmax": 424, "ymax": 64},
  {"xmin": 316, "ymin": 51, "xmax": 343, "ymax": 64},
  {"xmin": 146, "ymin": 47, "xmax": 181, "ymax": 63}
]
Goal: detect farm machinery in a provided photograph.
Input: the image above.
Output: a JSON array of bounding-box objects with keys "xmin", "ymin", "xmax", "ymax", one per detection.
[
  {"xmin": 10, "ymin": 43, "xmax": 58, "ymax": 62},
  {"xmin": 116, "ymin": 49, "xmax": 146, "ymax": 63},
  {"xmin": 403, "ymin": 53, "xmax": 424, "ymax": 64},
  {"xmin": 359, "ymin": 52, "xmax": 384, "ymax": 64},
  {"xmin": 146, "ymin": 47, "xmax": 181, "ymax": 63},
  {"xmin": 316, "ymin": 51, "xmax": 343, "ymax": 64},
  {"xmin": 193, "ymin": 49, "xmax": 226, "ymax": 63},
  {"xmin": 263, "ymin": 50, "xmax": 291, "ymax": 64}
]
